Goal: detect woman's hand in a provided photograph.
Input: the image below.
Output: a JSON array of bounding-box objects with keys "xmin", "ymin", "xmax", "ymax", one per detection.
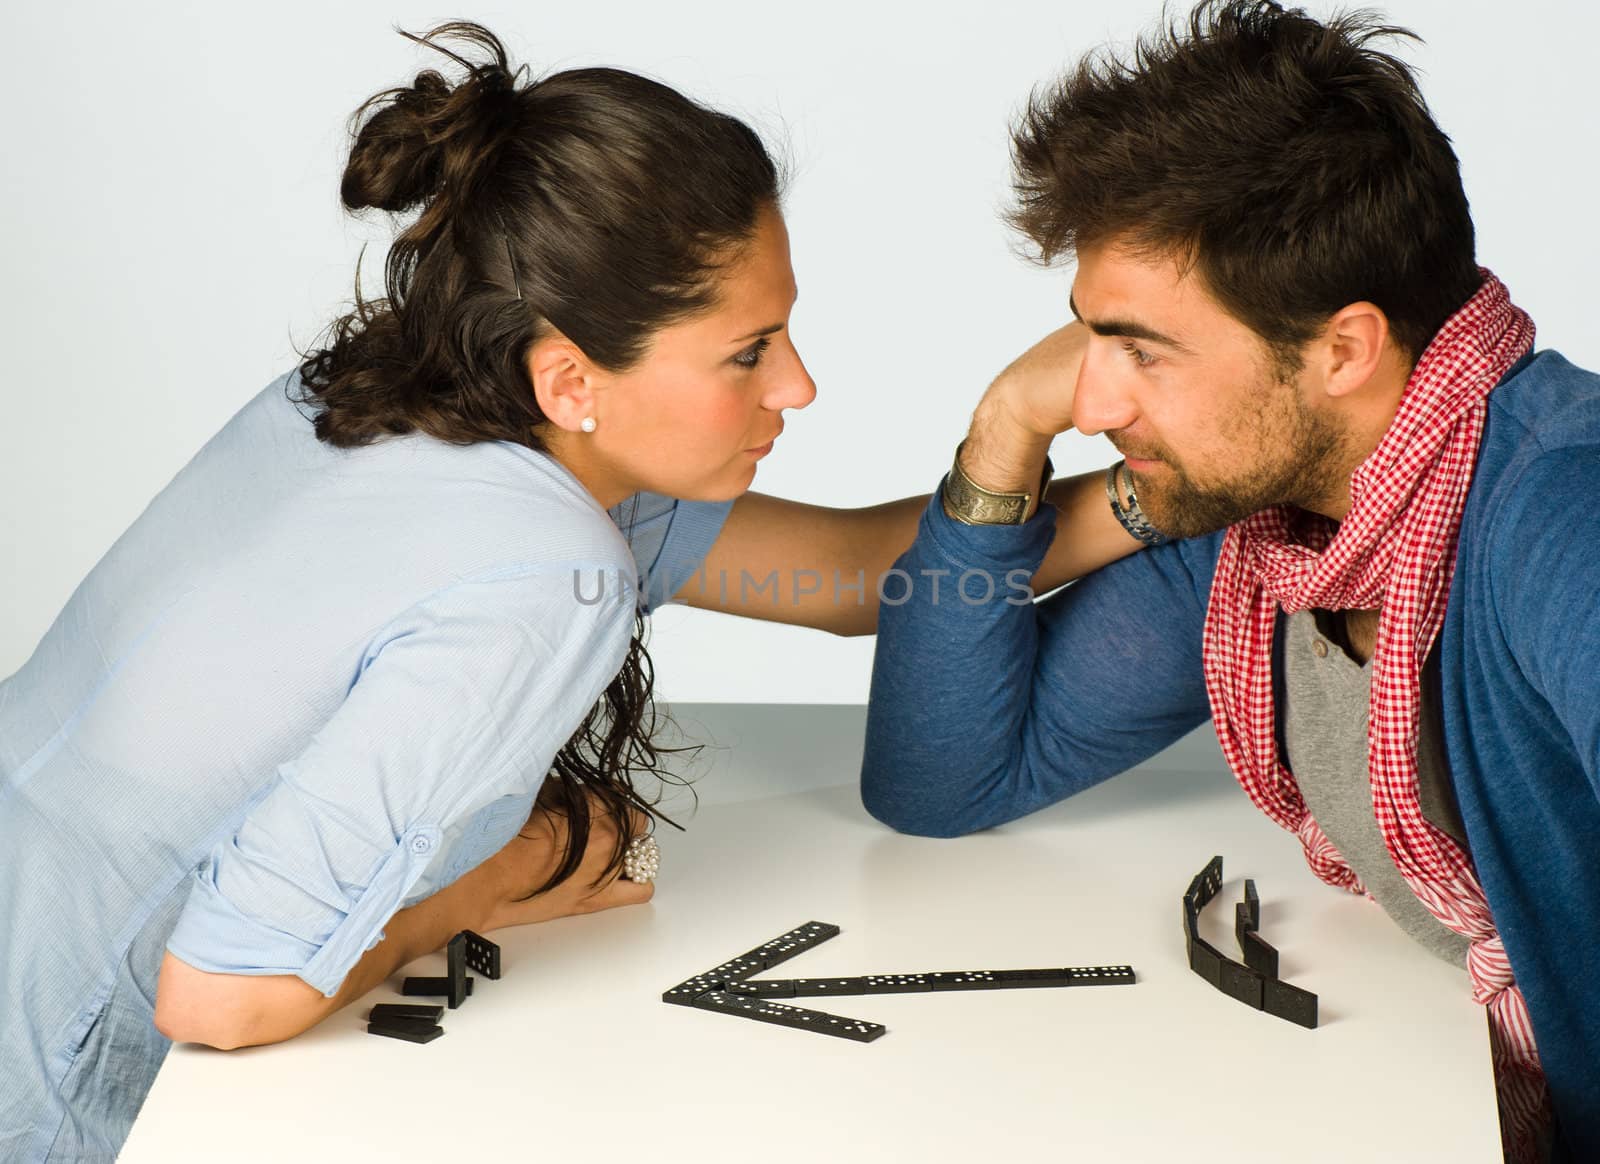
[{"xmin": 459, "ymin": 793, "xmax": 655, "ymax": 933}]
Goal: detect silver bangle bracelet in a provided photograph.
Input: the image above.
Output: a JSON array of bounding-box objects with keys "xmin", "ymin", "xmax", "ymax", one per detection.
[{"xmin": 1105, "ymin": 460, "xmax": 1169, "ymax": 546}]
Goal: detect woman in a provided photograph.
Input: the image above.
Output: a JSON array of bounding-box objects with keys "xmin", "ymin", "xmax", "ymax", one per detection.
[{"xmin": 0, "ymin": 21, "xmax": 1139, "ymax": 1162}]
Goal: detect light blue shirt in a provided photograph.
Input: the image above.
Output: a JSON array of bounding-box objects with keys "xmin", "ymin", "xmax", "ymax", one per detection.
[{"xmin": 0, "ymin": 371, "xmax": 732, "ymax": 1162}]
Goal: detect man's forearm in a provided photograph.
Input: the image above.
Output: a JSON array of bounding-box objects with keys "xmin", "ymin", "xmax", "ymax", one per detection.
[
  {"xmin": 860, "ymin": 491, "xmax": 1057, "ymax": 835},
  {"xmin": 962, "ymin": 389, "xmax": 1056, "ymax": 499},
  {"xmin": 963, "ymin": 374, "xmax": 1141, "ymax": 590}
]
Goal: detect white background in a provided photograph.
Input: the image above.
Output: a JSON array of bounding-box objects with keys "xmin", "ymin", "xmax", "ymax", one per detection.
[{"xmin": 3, "ymin": 0, "xmax": 1596, "ymax": 702}]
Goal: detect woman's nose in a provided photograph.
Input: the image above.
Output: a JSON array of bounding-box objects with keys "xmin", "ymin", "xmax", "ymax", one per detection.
[{"xmin": 772, "ymin": 346, "xmax": 817, "ymax": 412}]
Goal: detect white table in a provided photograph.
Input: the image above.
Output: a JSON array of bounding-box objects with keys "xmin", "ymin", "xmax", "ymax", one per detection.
[{"xmin": 122, "ymin": 704, "xmax": 1500, "ymax": 1162}]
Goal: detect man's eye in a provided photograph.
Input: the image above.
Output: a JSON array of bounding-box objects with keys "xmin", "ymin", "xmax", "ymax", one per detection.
[
  {"xmin": 734, "ymin": 337, "xmax": 772, "ymax": 369},
  {"xmin": 1122, "ymin": 340, "xmax": 1157, "ymax": 368}
]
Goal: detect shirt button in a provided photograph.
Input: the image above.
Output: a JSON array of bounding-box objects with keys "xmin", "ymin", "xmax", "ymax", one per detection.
[
  {"xmin": 1313, "ymin": 640, "xmax": 1329, "ymax": 659},
  {"xmin": 410, "ymin": 835, "xmax": 434, "ymax": 856}
]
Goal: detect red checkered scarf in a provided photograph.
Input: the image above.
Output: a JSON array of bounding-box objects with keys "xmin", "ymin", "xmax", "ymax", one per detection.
[{"xmin": 1200, "ymin": 272, "xmax": 1546, "ymax": 1160}]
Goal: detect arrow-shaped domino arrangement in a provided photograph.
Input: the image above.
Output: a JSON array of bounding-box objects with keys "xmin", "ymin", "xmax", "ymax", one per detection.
[{"xmin": 663, "ymin": 920, "xmax": 1136, "ymax": 1042}]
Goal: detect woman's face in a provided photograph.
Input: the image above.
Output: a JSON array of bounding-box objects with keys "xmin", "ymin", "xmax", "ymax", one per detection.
[{"xmin": 578, "ymin": 205, "xmax": 816, "ymax": 503}]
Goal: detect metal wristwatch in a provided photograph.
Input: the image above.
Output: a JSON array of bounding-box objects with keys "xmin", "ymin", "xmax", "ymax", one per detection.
[{"xmin": 1105, "ymin": 459, "xmax": 1169, "ymax": 545}]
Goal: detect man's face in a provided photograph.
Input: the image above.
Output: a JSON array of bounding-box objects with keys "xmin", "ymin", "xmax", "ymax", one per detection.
[{"xmin": 1069, "ymin": 240, "xmax": 1350, "ymax": 538}]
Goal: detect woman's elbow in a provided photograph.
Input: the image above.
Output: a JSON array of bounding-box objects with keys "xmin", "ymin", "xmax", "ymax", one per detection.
[
  {"xmin": 153, "ymin": 952, "xmax": 308, "ymax": 1050},
  {"xmin": 154, "ymin": 1018, "xmax": 248, "ymax": 1051},
  {"xmin": 153, "ymin": 995, "xmax": 247, "ymax": 1050}
]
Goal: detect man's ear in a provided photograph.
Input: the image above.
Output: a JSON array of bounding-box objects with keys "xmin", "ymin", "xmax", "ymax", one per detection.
[
  {"xmin": 1318, "ymin": 302, "xmax": 1391, "ymax": 400},
  {"xmin": 527, "ymin": 333, "xmax": 599, "ymax": 432}
]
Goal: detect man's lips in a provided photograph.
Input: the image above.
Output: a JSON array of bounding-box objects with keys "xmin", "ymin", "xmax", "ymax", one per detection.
[{"xmin": 1112, "ymin": 443, "xmax": 1163, "ymax": 468}]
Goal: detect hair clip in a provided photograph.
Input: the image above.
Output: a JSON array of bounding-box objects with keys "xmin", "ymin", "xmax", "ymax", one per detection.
[{"xmin": 503, "ymin": 234, "xmax": 523, "ymax": 300}]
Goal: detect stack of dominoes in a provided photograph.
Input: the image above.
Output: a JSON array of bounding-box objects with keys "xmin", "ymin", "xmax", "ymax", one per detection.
[{"xmin": 366, "ymin": 929, "xmax": 502, "ymax": 1043}]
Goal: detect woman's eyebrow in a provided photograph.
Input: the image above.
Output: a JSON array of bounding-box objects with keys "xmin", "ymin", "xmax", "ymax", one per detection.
[{"xmin": 730, "ymin": 322, "xmax": 786, "ymax": 344}]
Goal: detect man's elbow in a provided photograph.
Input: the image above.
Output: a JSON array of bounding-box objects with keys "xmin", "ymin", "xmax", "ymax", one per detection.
[{"xmin": 860, "ymin": 781, "xmax": 979, "ymax": 839}]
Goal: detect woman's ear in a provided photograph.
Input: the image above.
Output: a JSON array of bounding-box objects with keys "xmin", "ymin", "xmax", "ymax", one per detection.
[{"xmin": 527, "ymin": 334, "xmax": 598, "ymax": 432}]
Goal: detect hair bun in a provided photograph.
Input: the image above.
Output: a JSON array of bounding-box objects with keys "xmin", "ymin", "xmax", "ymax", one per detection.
[{"xmin": 340, "ymin": 23, "xmax": 521, "ymax": 214}]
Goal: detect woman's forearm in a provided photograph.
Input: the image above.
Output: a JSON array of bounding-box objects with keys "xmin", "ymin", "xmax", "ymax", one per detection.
[
  {"xmin": 678, "ymin": 472, "xmax": 1140, "ymax": 639},
  {"xmin": 1034, "ymin": 469, "xmax": 1143, "ymax": 593},
  {"xmin": 838, "ymin": 473, "xmax": 1139, "ymax": 636},
  {"xmin": 174, "ymin": 803, "xmax": 645, "ymax": 1050},
  {"xmin": 160, "ymin": 863, "xmax": 492, "ymax": 1048},
  {"xmin": 837, "ymin": 471, "xmax": 1139, "ymax": 634},
  {"xmin": 305, "ymin": 876, "xmax": 488, "ymax": 1032}
]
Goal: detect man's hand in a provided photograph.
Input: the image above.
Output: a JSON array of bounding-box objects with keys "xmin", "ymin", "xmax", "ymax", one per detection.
[
  {"xmin": 986, "ymin": 320, "xmax": 1090, "ymax": 441},
  {"xmin": 960, "ymin": 321, "xmax": 1089, "ymax": 506},
  {"xmin": 671, "ymin": 319, "xmax": 1135, "ymax": 637},
  {"xmin": 463, "ymin": 792, "xmax": 655, "ymax": 933}
]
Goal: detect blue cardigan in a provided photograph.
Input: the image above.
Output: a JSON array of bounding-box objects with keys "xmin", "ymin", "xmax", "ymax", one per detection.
[{"xmin": 861, "ymin": 350, "xmax": 1600, "ymax": 1158}]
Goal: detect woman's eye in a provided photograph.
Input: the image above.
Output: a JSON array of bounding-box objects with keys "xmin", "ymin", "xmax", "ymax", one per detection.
[
  {"xmin": 1121, "ymin": 340, "xmax": 1157, "ymax": 368},
  {"xmin": 734, "ymin": 337, "xmax": 771, "ymax": 369}
]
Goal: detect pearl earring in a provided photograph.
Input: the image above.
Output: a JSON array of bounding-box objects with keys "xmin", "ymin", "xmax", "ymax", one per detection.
[{"xmin": 580, "ymin": 417, "xmax": 597, "ymax": 433}]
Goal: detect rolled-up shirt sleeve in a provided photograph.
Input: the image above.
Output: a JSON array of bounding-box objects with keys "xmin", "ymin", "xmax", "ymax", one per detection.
[{"xmin": 165, "ymin": 562, "xmax": 635, "ymax": 997}]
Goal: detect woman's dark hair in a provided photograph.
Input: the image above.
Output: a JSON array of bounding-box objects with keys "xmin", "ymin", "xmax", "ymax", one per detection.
[
  {"xmin": 296, "ymin": 21, "xmax": 780, "ymax": 893},
  {"xmin": 1008, "ymin": 0, "xmax": 1481, "ymax": 368}
]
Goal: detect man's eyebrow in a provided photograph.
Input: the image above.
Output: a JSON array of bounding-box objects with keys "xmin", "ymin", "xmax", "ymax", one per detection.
[{"xmin": 1069, "ymin": 291, "xmax": 1193, "ymax": 354}]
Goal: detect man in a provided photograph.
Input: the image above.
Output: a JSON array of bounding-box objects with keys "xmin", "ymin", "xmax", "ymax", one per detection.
[{"xmin": 858, "ymin": 2, "xmax": 1599, "ymax": 1161}]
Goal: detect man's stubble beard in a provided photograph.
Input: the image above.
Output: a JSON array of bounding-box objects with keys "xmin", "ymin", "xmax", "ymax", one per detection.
[{"xmin": 1131, "ymin": 373, "xmax": 1350, "ymax": 541}]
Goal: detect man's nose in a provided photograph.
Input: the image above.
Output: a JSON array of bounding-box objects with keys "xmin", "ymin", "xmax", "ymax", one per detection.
[{"xmin": 1071, "ymin": 347, "xmax": 1138, "ymax": 436}]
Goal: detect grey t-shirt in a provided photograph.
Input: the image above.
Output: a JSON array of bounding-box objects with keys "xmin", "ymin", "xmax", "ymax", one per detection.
[{"xmin": 1281, "ymin": 609, "xmax": 1471, "ymax": 969}]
